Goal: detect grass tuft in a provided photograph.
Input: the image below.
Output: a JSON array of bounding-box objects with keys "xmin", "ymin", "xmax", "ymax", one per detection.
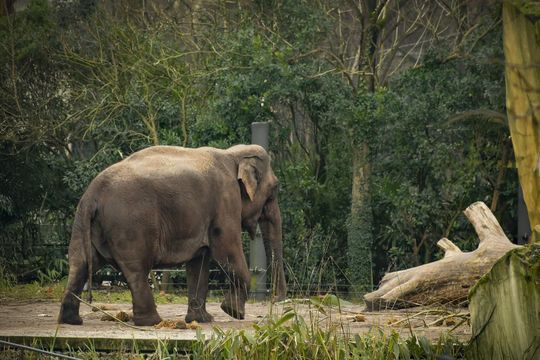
[{"xmin": 193, "ymin": 309, "xmax": 465, "ymax": 359}]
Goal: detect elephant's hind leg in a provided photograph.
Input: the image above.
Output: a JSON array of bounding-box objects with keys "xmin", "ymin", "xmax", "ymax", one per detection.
[
  {"xmin": 58, "ymin": 264, "xmax": 87, "ymax": 325},
  {"xmin": 58, "ymin": 246, "xmax": 104, "ymax": 325},
  {"xmin": 121, "ymin": 267, "xmax": 162, "ymax": 326},
  {"xmin": 185, "ymin": 248, "xmax": 214, "ymax": 323}
]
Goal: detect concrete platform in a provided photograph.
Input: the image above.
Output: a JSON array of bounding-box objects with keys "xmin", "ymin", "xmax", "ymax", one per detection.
[{"xmin": 0, "ymin": 300, "xmax": 471, "ymax": 352}]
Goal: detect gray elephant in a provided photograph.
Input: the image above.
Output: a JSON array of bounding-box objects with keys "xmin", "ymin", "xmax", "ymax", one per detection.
[{"xmin": 58, "ymin": 144, "xmax": 286, "ymax": 326}]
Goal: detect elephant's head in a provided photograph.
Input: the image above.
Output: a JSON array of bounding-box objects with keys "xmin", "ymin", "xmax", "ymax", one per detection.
[{"xmin": 228, "ymin": 144, "xmax": 287, "ymax": 301}]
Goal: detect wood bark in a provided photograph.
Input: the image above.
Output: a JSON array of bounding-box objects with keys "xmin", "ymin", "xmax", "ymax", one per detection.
[
  {"xmin": 467, "ymin": 244, "xmax": 540, "ymax": 360},
  {"xmin": 0, "ymin": 0, "xmax": 15, "ymax": 17},
  {"xmin": 503, "ymin": 2, "xmax": 540, "ymax": 243},
  {"xmin": 364, "ymin": 202, "xmax": 520, "ymax": 310},
  {"xmin": 347, "ymin": 143, "xmax": 374, "ymax": 292}
]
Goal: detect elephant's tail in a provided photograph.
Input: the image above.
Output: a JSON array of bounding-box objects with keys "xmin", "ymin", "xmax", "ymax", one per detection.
[{"xmin": 77, "ymin": 194, "xmax": 97, "ymax": 303}]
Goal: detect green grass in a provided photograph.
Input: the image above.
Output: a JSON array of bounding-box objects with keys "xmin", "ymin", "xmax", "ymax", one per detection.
[
  {"xmin": 193, "ymin": 310, "xmax": 465, "ymax": 359},
  {"xmin": 0, "ymin": 281, "xmax": 65, "ymax": 302},
  {"xmin": 0, "ymin": 263, "xmax": 16, "ymax": 289},
  {"xmin": 0, "ymin": 279, "xmax": 223, "ymax": 305}
]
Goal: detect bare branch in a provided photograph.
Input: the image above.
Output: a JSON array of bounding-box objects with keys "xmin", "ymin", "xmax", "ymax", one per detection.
[{"xmin": 446, "ymin": 110, "xmax": 508, "ymax": 127}]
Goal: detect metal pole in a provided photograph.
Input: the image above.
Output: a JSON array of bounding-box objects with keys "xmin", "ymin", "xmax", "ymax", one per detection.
[
  {"xmin": 251, "ymin": 122, "xmax": 269, "ymax": 150},
  {"xmin": 0, "ymin": 339, "xmax": 82, "ymax": 360},
  {"xmin": 250, "ymin": 122, "xmax": 269, "ymax": 300}
]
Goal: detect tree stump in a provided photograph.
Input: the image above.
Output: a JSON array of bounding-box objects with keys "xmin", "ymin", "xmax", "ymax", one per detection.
[
  {"xmin": 364, "ymin": 202, "xmax": 520, "ymax": 310},
  {"xmin": 467, "ymin": 244, "xmax": 540, "ymax": 360}
]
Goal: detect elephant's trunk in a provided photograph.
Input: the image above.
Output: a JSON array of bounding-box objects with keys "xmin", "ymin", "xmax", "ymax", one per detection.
[{"xmin": 259, "ymin": 197, "xmax": 287, "ymax": 301}]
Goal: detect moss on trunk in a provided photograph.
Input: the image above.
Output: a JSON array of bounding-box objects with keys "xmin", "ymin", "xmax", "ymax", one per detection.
[{"xmin": 468, "ymin": 244, "xmax": 540, "ymax": 360}]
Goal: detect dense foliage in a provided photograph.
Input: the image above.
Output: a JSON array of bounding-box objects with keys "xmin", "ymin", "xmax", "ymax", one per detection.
[
  {"xmin": 370, "ymin": 45, "xmax": 514, "ymax": 277},
  {"xmin": 0, "ymin": 0, "xmax": 518, "ymax": 295},
  {"xmin": 193, "ymin": 309, "xmax": 464, "ymax": 359}
]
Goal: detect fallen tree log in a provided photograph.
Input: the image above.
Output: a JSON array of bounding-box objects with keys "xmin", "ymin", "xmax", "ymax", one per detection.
[{"xmin": 364, "ymin": 202, "xmax": 521, "ymax": 310}]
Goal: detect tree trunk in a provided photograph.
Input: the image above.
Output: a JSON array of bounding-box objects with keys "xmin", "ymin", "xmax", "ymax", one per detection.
[
  {"xmin": 503, "ymin": 2, "xmax": 540, "ymax": 243},
  {"xmin": 364, "ymin": 202, "xmax": 520, "ymax": 310},
  {"xmin": 467, "ymin": 244, "xmax": 540, "ymax": 360},
  {"xmin": 347, "ymin": 143, "xmax": 374, "ymax": 293},
  {"xmin": 346, "ymin": 0, "xmax": 378, "ymax": 294},
  {"xmin": 0, "ymin": 0, "xmax": 15, "ymax": 17}
]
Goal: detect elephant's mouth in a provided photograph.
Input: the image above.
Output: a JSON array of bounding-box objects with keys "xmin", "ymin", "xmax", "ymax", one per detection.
[{"xmin": 242, "ymin": 219, "xmax": 258, "ymax": 239}]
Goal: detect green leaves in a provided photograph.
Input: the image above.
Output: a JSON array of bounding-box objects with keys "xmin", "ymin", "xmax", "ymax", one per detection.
[
  {"xmin": 193, "ymin": 309, "xmax": 464, "ymax": 359},
  {"xmin": 369, "ymin": 47, "xmax": 514, "ymax": 274},
  {"xmin": 0, "ymin": 0, "xmax": 516, "ymax": 296}
]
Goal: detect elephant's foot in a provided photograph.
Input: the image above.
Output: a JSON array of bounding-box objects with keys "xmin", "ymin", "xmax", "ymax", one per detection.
[
  {"xmin": 220, "ymin": 297, "xmax": 245, "ymax": 320},
  {"xmin": 58, "ymin": 311, "xmax": 83, "ymax": 325},
  {"xmin": 186, "ymin": 308, "xmax": 214, "ymax": 323},
  {"xmin": 186, "ymin": 299, "xmax": 214, "ymax": 323},
  {"xmin": 133, "ymin": 311, "xmax": 162, "ymax": 326},
  {"xmin": 58, "ymin": 299, "xmax": 83, "ymax": 325}
]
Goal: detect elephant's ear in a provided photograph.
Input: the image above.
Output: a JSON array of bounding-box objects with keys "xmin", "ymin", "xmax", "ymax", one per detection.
[{"xmin": 238, "ymin": 158, "xmax": 259, "ymax": 201}]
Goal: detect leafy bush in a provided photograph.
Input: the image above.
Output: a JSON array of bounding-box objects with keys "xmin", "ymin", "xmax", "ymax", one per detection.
[
  {"xmin": 368, "ymin": 46, "xmax": 515, "ymax": 277},
  {"xmin": 0, "ymin": 0, "xmax": 516, "ymax": 296},
  {"xmin": 0, "ymin": 261, "xmax": 16, "ymax": 290},
  {"xmin": 193, "ymin": 310, "xmax": 464, "ymax": 359},
  {"xmin": 35, "ymin": 258, "xmax": 68, "ymax": 286}
]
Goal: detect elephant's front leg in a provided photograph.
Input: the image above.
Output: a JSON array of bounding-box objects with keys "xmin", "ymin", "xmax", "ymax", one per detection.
[
  {"xmin": 212, "ymin": 232, "xmax": 250, "ymax": 320},
  {"xmin": 122, "ymin": 269, "xmax": 162, "ymax": 326},
  {"xmin": 221, "ymin": 265, "xmax": 250, "ymax": 320},
  {"xmin": 185, "ymin": 248, "xmax": 214, "ymax": 323}
]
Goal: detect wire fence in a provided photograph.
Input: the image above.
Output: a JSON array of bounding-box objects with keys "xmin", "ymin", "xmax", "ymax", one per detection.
[
  {"xmin": 0, "ymin": 221, "xmax": 70, "ymax": 281},
  {"xmin": 0, "ymin": 222, "xmax": 69, "ymax": 255},
  {"xmin": 0, "ymin": 221, "xmax": 373, "ymax": 298},
  {"xmin": 95, "ymin": 266, "xmax": 373, "ymax": 299}
]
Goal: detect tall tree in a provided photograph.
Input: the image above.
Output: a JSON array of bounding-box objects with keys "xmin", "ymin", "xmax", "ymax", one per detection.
[
  {"xmin": 323, "ymin": 0, "xmax": 496, "ymax": 291},
  {"xmin": 0, "ymin": 0, "xmax": 15, "ymax": 17},
  {"xmin": 503, "ymin": 1, "xmax": 540, "ymax": 243}
]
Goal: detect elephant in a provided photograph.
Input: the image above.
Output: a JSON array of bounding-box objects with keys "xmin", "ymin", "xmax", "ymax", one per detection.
[{"xmin": 58, "ymin": 144, "xmax": 286, "ymax": 326}]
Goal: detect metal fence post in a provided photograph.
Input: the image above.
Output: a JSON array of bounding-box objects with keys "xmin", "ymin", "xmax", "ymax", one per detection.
[{"xmin": 250, "ymin": 122, "xmax": 269, "ymax": 300}]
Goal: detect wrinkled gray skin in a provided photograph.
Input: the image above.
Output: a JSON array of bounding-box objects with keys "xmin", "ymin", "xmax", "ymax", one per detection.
[{"xmin": 58, "ymin": 145, "xmax": 286, "ymax": 326}]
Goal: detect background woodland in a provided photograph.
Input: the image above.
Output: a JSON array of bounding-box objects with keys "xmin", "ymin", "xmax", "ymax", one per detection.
[{"xmin": 0, "ymin": 0, "xmax": 526, "ymax": 296}]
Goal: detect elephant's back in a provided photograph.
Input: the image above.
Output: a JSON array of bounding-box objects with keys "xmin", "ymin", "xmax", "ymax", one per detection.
[
  {"xmin": 84, "ymin": 144, "xmax": 236, "ymax": 230},
  {"xmin": 89, "ymin": 146, "xmax": 230, "ymax": 222},
  {"xmin": 124, "ymin": 145, "xmax": 223, "ymax": 165},
  {"xmin": 95, "ymin": 146, "xmax": 206, "ymax": 181},
  {"xmin": 120, "ymin": 145, "xmax": 231, "ymax": 178},
  {"xmin": 95, "ymin": 160, "xmax": 214, "ymax": 205}
]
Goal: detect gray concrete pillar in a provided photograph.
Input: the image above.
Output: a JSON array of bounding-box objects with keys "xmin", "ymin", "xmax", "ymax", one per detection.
[{"xmin": 250, "ymin": 122, "xmax": 269, "ymax": 300}]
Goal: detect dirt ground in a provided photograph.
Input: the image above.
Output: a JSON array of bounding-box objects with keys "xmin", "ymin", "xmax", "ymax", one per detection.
[{"xmin": 0, "ymin": 299, "xmax": 471, "ymax": 349}]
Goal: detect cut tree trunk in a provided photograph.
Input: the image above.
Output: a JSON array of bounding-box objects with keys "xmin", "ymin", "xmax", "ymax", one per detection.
[
  {"xmin": 467, "ymin": 244, "xmax": 540, "ymax": 360},
  {"xmin": 364, "ymin": 202, "xmax": 521, "ymax": 310}
]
